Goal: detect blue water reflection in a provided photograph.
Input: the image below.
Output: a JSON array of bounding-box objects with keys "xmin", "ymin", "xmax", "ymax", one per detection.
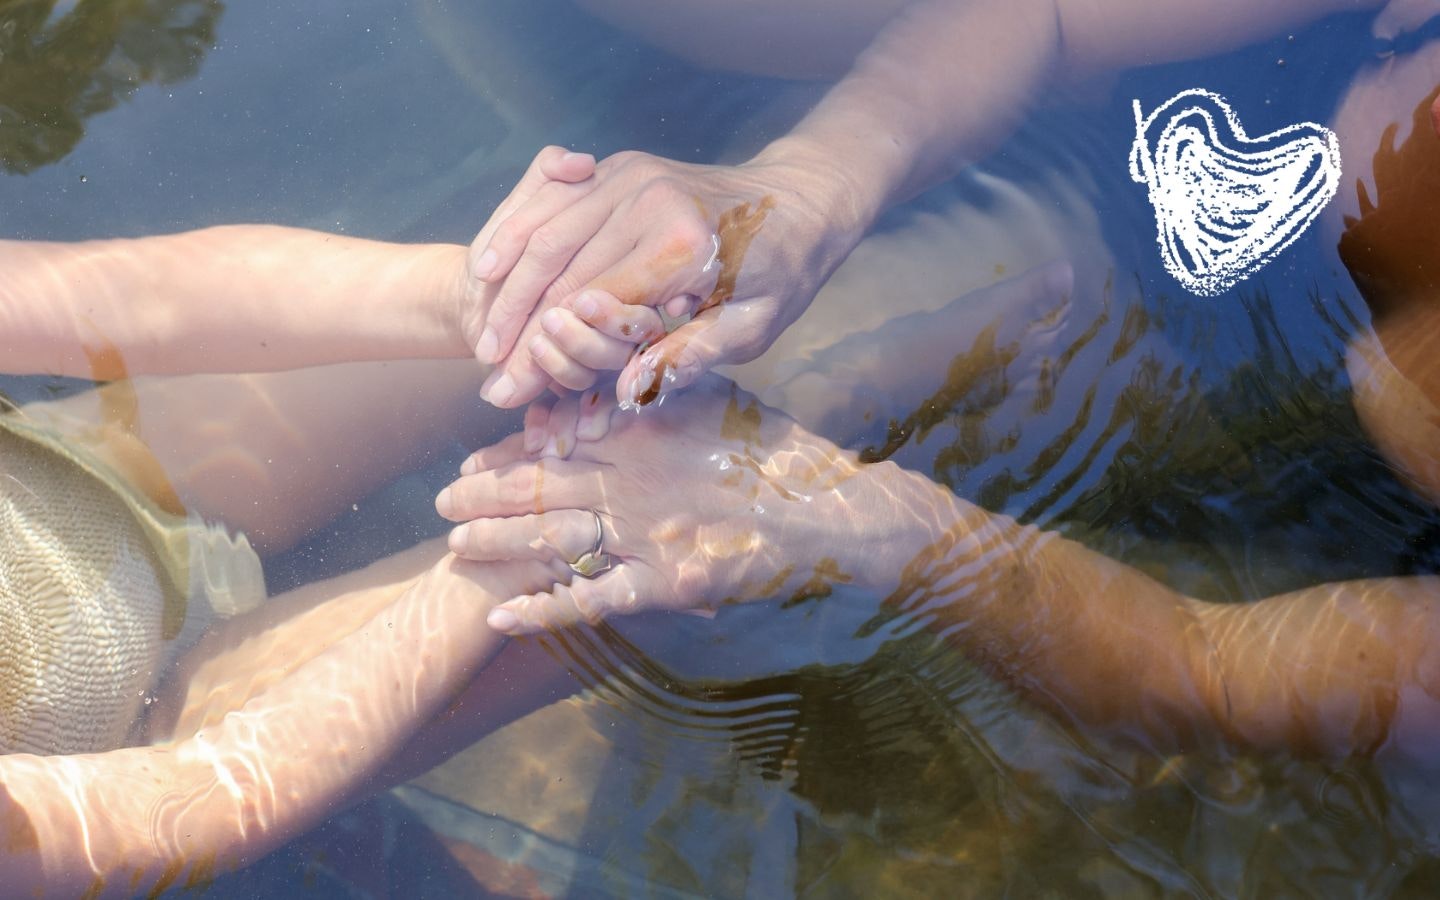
[{"xmin": 6, "ymin": 0, "xmax": 1440, "ymax": 896}]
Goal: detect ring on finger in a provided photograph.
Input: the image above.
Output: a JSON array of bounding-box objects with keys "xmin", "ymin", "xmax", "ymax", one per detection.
[{"xmin": 567, "ymin": 509, "xmax": 615, "ymax": 579}]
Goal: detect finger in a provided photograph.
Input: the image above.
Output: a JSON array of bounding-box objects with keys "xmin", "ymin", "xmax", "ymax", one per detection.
[
  {"xmin": 662, "ymin": 295, "xmax": 696, "ymax": 318},
  {"xmin": 436, "ymin": 458, "xmax": 597, "ymax": 520},
  {"xmin": 446, "ymin": 509, "xmax": 598, "ymax": 562},
  {"xmin": 618, "ymin": 312, "xmax": 746, "ymax": 406},
  {"xmin": 478, "ymin": 193, "xmax": 619, "ymax": 364},
  {"xmin": 459, "ymin": 432, "xmax": 529, "ymax": 476},
  {"xmin": 480, "ymin": 331, "xmax": 586, "ymax": 407},
  {"xmin": 585, "ymin": 233, "xmax": 717, "ymax": 311},
  {"xmin": 575, "ymin": 387, "xmax": 616, "ymax": 443},
  {"xmin": 522, "ymin": 394, "xmax": 557, "ymax": 455},
  {"xmin": 527, "ymin": 334, "xmax": 600, "ymax": 393},
  {"xmin": 470, "ymin": 146, "xmax": 594, "ymax": 272},
  {"xmin": 537, "ymin": 148, "xmax": 595, "ymax": 183},
  {"xmin": 482, "ymin": 228, "xmax": 709, "ymax": 408},
  {"xmin": 487, "ymin": 566, "xmax": 662, "ymax": 634},
  {"xmin": 479, "ymin": 345, "xmax": 552, "ymax": 408},
  {"xmin": 538, "ymin": 393, "xmax": 581, "ymax": 458},
  {"xmin": 476, "ymin": 179, "xmax": 600, "ymax": 285},
  {"xmin": 571, "ymin": 290, "xmax": 667, "ymax": 344},
  {"xmin": 537, "ymin": 307, "xmax": 648, "ymax": 370}
]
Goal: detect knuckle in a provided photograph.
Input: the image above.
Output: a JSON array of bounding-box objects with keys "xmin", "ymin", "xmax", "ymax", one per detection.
[
  {"xmin": 497, "ymin": 469, "xmax": 535, "ymax": 508},
  {"xmin": 488, "ymin": 220, "xmax": 525, "ymax": 258},
  {"xmin": 668, "ymin": 215, "xmax": 712, "ymax": 254},
  {"xmin": 637, "ymin": 178, "xmax": 684, "ymax": 209},
  {"xmin": 526, "ymin": 226, "xmax": 570, "ymax": 263},
  {"xmin": 605, "ymin": 149, "xmax": 642, "ymax": 170}
]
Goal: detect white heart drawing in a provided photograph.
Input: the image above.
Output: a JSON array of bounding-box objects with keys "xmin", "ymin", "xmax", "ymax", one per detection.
[{"xmin": 1129, "ymin": 89, "xmax": 1342, "ymax": 297}]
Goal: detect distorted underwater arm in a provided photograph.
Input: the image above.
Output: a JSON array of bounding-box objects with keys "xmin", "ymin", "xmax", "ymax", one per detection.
[
  {"xmin": 0, "ymin": 546, "xmax": 567, "ymax": 897},
  {"xmin": 440, "ymin": 378, "xmax": 1440, "ymax": 760}
]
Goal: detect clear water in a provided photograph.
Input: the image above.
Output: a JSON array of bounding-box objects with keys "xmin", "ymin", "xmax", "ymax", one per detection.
[{"xmin": 5, "ymin": 0, "xmax": 1440, "ymax": 895}]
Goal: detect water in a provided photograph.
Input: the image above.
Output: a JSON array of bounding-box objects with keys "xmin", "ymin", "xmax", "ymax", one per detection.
[{"xmin": 4, "ymin": 0, "xmax": 1440, "ymax": 895}]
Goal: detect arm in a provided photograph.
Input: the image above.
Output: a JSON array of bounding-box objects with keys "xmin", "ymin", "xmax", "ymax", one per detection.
[
  {"xmin": 437, "ymin": 379, "xmax": 1440, "ymax": 758},
  {"xmin": 0, "ymin": 226, "xmax": 470, "ymax": 377},
  {"xmin": 0, "ymin": 545, "xmax": 562, "ymax": 896},
  {"xmin": 0, "ymin": 148, "xmax": 617, "ymax": 378},
  {"xmin": 761, "ymin": 0, "xmax": 1383, "ymax": 221}
]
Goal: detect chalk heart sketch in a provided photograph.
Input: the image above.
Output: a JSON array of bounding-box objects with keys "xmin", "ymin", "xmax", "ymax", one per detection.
[{"xmin": 1129, "ymin": 89, "xmax": 1342, "ymax": 297}]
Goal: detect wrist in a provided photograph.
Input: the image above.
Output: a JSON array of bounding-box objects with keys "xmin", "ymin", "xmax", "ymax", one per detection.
[
  {"xmin": 842, "ymin": 459, "xmax": 964, "ymax": 594},
  {"xmin": 774, "ymin": 428, "xmax": 956, "ymax": 596},
  {"xmin": 745, "ymin": 135, "xmax": 893, "ymax": 252},
  {"xmin": 427, "ymin": 242, "xmax": 475, "ymax": 357}
]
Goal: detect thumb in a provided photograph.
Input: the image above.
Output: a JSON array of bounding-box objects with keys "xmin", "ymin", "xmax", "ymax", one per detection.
[{"xmin": 617, "ymin": 311, "xmax": 753, "ymax": 406}]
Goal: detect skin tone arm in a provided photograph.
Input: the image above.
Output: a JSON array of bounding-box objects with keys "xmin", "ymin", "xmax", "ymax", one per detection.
[
  {"xmin": 0, "ymin": 275, "xmax": 586, "ymax": 895},
  {"xmin": 434, "ymin": 376, "xmax": 1440, "ymax": 760},
  {"xmin": 0, "ymin": 226, "xmax": 472, "ymax": 377},
  {"xmin": 0, "ymin": 543, "xmax": 566, "ymax": 897},
  {"xmin": 471, "ymin": 0, "xmax": 1387, "ymax": 411},
  {"xmin": 0, "ymin": 147, "xmax": 657, "ymax": 380}
]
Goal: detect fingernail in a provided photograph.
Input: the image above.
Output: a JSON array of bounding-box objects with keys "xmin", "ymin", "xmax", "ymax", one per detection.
[
  {"xmin": 523, "ymin": 428, "xmax": 545, "ymax": 454},
  {"xmin": 488, "ymin": 607, "xmax": 520, "ymax": 632},
  {"xmin": 540, "ymin": 308, "xmax": 564, "ymax": 335},
  {"xmin": 574, "ymin": 292, "xmax": 599, "ymax": 319},
  {"xmin": 447, "ymin": 522, "xmax": 470, "ymax": 553},
  {"xmin": 486, "ymin": 373, "xmax": 517, "ymax": 406},
  {"xmin": 473, "ymin": 249, "xmax": 498, "ymax": 281},
  {"xmin": 541, "ymin": 436, "xmax": 559, "ymax": 458},
  {"xmin": 475, "ymin": 327, "xmax": 499, "ymax": 363},
  {"xmin": 562, "ymin": 151, "xmax": 593, "ymax": 166},
  {"xmin": 435, "ymin": 487, "xmax": 454, "ymax": 517},
  {"xmin": 528, "ymin": 335, "xmax": 547, "ymax": 358},
  {"xmin": 459, "ymin": 455, "xmax": 478, "ymax": 475},
  {"xmin": 630, "ymin": 367, "xmax": 656, "ymax": 405}
]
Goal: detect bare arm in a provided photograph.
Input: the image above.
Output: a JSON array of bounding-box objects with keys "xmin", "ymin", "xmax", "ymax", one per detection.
[
  {"xmin": 871, "ymin": 462, "xmax": 1440, "ymax": 756},
  {"xmin": 0, "ymin": 226, "xmax": 471, "ymax": 377},
  {"xmin": 440, "ymin": 380, "xmax": 1440, "ymax": 759},
  {"xmin": 760, "ymin": 0, "xmax": 1384, "ymax": 225},
  {"xmin": 0, "ymin": 547, "xmax": 558, "ymax": 896}
]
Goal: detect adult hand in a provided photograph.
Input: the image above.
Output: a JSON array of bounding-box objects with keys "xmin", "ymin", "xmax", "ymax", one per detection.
[
  {"xmin": 469, "ymin": 147, "xmax": 872, "ymax": 409},
  {"xmin": 461, "ymin": 146, "xmax": 671, "ymax": 396},
  {"xmin": 433, "ymin": 378, "xmax": 925, "ymax": 633}
]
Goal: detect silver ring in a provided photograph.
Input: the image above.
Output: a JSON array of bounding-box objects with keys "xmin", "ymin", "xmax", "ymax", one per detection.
[{"xmin": 567, "ymin": 509, "xmax": 614, "ymax": 579}]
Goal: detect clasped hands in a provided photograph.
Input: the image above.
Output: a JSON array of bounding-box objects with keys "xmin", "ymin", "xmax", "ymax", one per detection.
[
  {"xmin": 442, "ymin": 143, "xmax": 872, "ymax": 632},
  {"xmin": 463, "ymin": 144, "xmax": 865, "ymax": 409},
  {"xmin": 436, "ymin": 376, "xmax": 880, "ymax": 634}
]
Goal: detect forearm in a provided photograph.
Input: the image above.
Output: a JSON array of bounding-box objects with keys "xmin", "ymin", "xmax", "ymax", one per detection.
[
  {"xmin": 0, "ymin": 226, "xmax": 471, "ymax": 377},
  {"xmin": 848, "ymin": 461, "xmax": 1440, "ymax": 755},
  {"xmin": 0, "ymin": 554, "xmax": 511, "ymax": 896},
  {"xmin": 752, "ymin": 0, "xmax": 1381, "ymax": 237},
  {"xmin": 753, "ymin": 0, "xmax": 1060, "ymax": 231}
]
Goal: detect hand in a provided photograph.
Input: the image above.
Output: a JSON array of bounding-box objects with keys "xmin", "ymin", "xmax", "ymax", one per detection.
[
  {"xmin": 461, "ymin": 146, "xmax": 670, "ymax": 397},
  {"xmin": 434, "ymin": 379, "xmax": 892, "ymax": 633},
  {"xmin": 470, "ymin": 148, "xmax": 869, "ymax": 408}
]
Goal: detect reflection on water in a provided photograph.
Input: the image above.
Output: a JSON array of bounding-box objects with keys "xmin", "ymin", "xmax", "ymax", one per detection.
[
  {"xmin": 5, "ymin": 0, "xmax": 1440, "ymax": 896},
  {"xmin": 0, "ymin": 0, "xmax": 221, "ymax": 173}
]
